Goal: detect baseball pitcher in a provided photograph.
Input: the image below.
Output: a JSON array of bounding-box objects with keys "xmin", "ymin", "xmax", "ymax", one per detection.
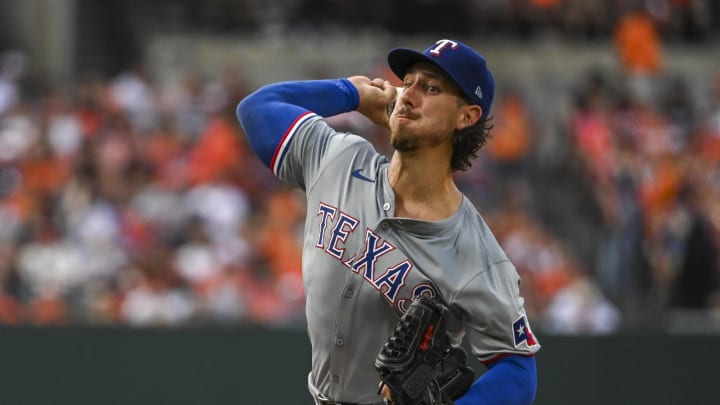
[{"xmin": 237, "ymin": 38, "xmax": 540, "ymax": 405}]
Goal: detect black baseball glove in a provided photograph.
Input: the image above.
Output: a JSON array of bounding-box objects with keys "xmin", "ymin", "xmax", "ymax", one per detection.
[{"xmin": 375, "ymin": 296, "xmax": 474, "ymax": 405}]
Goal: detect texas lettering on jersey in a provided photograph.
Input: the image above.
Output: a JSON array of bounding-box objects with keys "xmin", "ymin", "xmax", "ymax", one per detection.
[{"xmin": 315, "ymin": 202, "xmax": 437, "ymax": 313}]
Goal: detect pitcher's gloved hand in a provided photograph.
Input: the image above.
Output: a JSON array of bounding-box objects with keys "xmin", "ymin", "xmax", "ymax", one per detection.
[{"xmin": 375, "ymin": 296, "xmax": 474, "ymax": 405}]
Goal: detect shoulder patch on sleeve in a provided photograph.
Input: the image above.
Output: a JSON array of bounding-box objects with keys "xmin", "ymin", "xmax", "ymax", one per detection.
[{"xmin": 512, "ymin": 315, "xmax": 539, "ymax": 348}]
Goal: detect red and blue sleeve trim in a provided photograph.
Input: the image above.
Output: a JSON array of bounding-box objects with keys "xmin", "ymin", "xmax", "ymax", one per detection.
[
  {"xmin": 236, "ymin": 79, "xmax": 358, "ymax": 173},
  {"xmin": 270, "ymin": 111, "xmax": 316, "ymax": 175}
]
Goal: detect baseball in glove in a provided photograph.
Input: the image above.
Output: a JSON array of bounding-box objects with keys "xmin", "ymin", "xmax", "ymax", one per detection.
[{"xmin": 375, "ymin": 296, "xmax": 475, "ymax": 405}]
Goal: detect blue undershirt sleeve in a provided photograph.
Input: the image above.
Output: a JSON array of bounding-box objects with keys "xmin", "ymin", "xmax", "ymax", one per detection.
[
  {"xmin": 455, "ymin": 355, "xmax": 537, "ymax": 405},
  {"xmin": 236, "ymin": 78, "xmax": 359, "ymax": 167}
]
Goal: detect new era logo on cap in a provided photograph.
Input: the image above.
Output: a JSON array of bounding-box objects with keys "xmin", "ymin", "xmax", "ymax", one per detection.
[
  {"xmin": 475, "ymin": 86, "xmax": 483, "ymax": 100},
  {"xmin": 387, "ymin": 39, "xmax": 495, "ymax": 115}
]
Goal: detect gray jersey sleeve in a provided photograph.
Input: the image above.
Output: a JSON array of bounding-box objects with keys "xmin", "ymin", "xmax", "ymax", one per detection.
[
  {"xmin": 454, "ymin": 259, "xmax": 540, "ymax": 362},
  {"xmin": 275, "ymin": 116, "xmax": 369, "ymax": 191}
]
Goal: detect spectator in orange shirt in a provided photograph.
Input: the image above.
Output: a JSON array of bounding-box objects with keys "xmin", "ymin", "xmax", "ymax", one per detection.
[
  {"xmin": 614, "ymin": 3, "xmax": 664, "ymax": 104},
  {"xmin": 484, "ymin": 89, "xmax": 534, "ymax": 204},
  {"xmin": 186, "ymin": 111, "xmax": 244, "ymax": 186},
  {"xmin": 614, "ymin": 4, "xmax": 663, "ymax": 75}
]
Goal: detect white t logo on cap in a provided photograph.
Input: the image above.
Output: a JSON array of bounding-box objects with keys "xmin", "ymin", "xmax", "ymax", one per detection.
[{"xmin": 429, "ymin": 39, "xmax": 459, "ymax": 56}]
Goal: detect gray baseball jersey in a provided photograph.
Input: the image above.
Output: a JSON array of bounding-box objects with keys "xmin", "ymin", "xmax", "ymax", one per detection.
[{"xmin": 274, "ymin": 114, "xmax": 540, "ymax": 404}]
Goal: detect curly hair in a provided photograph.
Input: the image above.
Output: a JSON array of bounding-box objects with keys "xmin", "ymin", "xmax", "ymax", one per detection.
[{"xmin": 451, "ymin": 114, "xmax": 493, "ymax": 172}]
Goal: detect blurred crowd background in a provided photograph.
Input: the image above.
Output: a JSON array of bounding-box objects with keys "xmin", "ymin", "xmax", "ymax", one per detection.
[{"xmin": 0, "ymin": 0, "xmax": 719, "ymax": 335}]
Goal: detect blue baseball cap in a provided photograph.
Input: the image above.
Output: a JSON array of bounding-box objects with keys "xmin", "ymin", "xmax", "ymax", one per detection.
[{"xmin": 387, "ymin": 39, "xmax": 495, "ymax": 115}]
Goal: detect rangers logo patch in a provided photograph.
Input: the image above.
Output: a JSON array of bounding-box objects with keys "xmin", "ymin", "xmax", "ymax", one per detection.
[{"xmin": 512, "ymin": 315, "xmax": 538, "ymax": 348}]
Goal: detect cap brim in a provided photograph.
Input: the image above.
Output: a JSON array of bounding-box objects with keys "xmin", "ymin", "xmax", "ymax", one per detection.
[
  {"xmin": 387, "ymin": 48, "xmax": 436, "ymax": 81},
  {"xmin": 388, "ymin": 48, "xmax": 471, "ymax": 104}
]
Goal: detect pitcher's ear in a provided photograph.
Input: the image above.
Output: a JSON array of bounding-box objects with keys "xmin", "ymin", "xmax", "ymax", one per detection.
[{"xmin": 457, "ymin": 105, "xmax": 482, "ymax": 130}]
